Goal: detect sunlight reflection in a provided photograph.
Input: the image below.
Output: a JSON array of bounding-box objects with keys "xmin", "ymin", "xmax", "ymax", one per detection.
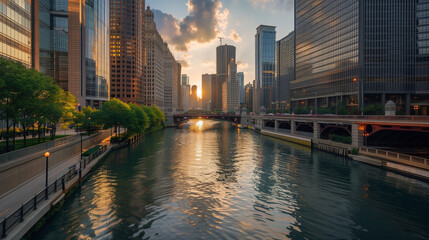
[{"xmin": 196, "ymin": 120, "xmax": 203, "ymax": 131}]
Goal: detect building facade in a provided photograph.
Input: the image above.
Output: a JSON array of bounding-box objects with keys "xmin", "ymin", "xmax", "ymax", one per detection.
[
  {"xmin": 144, "ymin": 6, "xmax": 165, "ymax": 111},
  {"xmin": 276, "ymin": 31, "xmax": 294, "ymax": 112},
  {"xmin": 245, "ymin": 83, "xmax": 253, "ymax": 112},
  {"xmin": 294, "ymin": 0, "xmax": 429, "ymax": 115},
  {"xmin": 255, "ymin": 25, "xmax": 276, "ymax": 112},
  {"xmin": 223, "ymin": 61, "xmax": 239, "ymax": 112},
  {"xmin": 0, "ymin": 0, "xmax": 32, "ymax": 67},
  {"xmin": 37, "ymin": 0, "xmax": 109, "ymax": 109},
  {"xmin": 238, "ymin": 72, "xmax": 244, "ymax": 105},
  {"xmin": 202, "ymin": 73, "xmax": 214, "ymax": 111},
  {"xmin": 190, "ymin": 85, "xmax": 198, "ymax": 110},
  {"xmin": 110, "ymin": 0, "xmax": 145, "ymax": 105},
  {"xmin": 216, "ymin": 44, "xmax": 236, "ymax": 112},
  {"xmin": 182, "ymin": 74, "xmax": 190, "ymax": 112}
]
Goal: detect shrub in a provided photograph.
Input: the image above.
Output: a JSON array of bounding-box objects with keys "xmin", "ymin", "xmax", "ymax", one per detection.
[{"xmin": 329, "ymin": 134, "xmax": 352, "ymax": 144}]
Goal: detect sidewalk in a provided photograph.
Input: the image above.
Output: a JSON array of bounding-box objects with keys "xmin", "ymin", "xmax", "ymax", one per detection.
[{"xmin": 0, "ymin": 137, "xmax": 110, "ymax": 219}]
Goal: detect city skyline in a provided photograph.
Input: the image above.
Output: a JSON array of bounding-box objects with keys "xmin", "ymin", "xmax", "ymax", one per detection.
[{"xmin": 146, "ymin": 0, "xmax": 294, "ymax": 97}]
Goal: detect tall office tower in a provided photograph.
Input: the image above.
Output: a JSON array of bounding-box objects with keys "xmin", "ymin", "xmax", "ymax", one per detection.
[
  {"xmin": 144, "ymin": 6, "xmax": 165, "ymax": 110},
  {"xmin": 163, "ymin": 43, "xmax": 176, "ymax": 114},
  {"xmin": 294, "ymin": 0, "xmax": 429, "ymax": 115},
  {"xmin": 110, "ymin": 0, "xmax": 145, "ymax": 104},
  {"xmin": 37, "ymin": 0, "xmax": 109, "ymax": 108},
  {"xmin": 172, "ymin": 61, "xmax": 181, "ymax": 113},
  {"xmin": 245, "ymin": 83, "xmax": 254, "ymax": 112},
  {"xmin": 191, "ymin": 85, "xmax": 198, "ymax": 109},
  {"xmin": 202, "ymin": 74, "xmax": 214, "ymax": 111},
  {"xmin": 223, "ymin": 60, "xmax": 239, "ymax": 112},
  {"xmin": 211, "ymin": 76, "xmax": 222, "ymax": 112},
  {"xmin": 177, "ymin": 63, "xmax": 183, "ymax": 112},
  {"xmin": 276, "ymin": 31, "xmax": 294, "ymax": 112},
  {"xmin": 255, "ymin": 25, "xmax": 276, "ymax": 112},
  {"xmin": 416, "ymin": 0, "xmax": 429, "ymax": 115},
  {"xmin": 252, "ymin": 79, "xmax": 258, "ymax": 112},
  {"xmin": 215, "ymin": 44, "xmax": 236, "ymax": 112},
  {"xmin": 182, "ymin": 74, "xmax": 190, "ymax": 85},
  {"xmin": 182, "ymin": 84, "xmax": 190, "ymax": 112},
  {"xmin": 238, "ymin": 72, "xmax": 245, "ymax": 105},
  {"xmin": 0, "ymin": 0, "xmax": 32, "ymax": 67}
]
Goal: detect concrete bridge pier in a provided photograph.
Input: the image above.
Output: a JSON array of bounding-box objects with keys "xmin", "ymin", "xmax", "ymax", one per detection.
[
  {"xmin": 291, "ymin": 120, "xmax": 296, "ymax": 135},
  {"xmin": 275, "ymin": 120, "xmax": 279, "ymax": 132},
  {"xmin": 351, "ymin": 124, "xmax": 364, "ymax": 148},
  {"xmin": 313, "ymin": 122, "xmax": 320, "ymax": 139}
]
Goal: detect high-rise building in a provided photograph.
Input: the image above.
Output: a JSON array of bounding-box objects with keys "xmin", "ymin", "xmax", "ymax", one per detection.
[
  {"xmin": 0, "ymin": 0, "xmax": 32, "ymax": 67},
  {"xmin": 37, "ymin": 0, "xmax": 110, "ymax": 108},
  {"xmin": 238, "ymin": 72, "xmax": 245, "ymax": 105},
  {"xmin": 182, "ymin": 74, "xmax": 190, "ymax": 85},
  {"xmin": 177, "ymin": 63, "xmax": 183, "ymax": 112},
  {"xmin": 163, "ymin": 43, "xmax": 178, "ymax": 114},
  {"xmin": 144, "ymin": 6, "xmax": 165, "ymax": 111},
  {"xmin": 223, "ymin": 60, "xmax": 239, "ymax": 112},
  {"xmin": 276, "ymin": 31, "xmax": 294, "ymax": 112},
  {"xmin": 190, "ymin": 85, "xmax": 198, "ymax": 109},
  {"xmin": 255, "ymin": 25, "xmax": 276, "ymax": 112},
  {"xmin": 294, "ymin": 0, "xmax": 429, "ymax": 115},
  {"xmin": 215, "ymin": 44, "xmax": 236, "ymax": 112},
  {"xmin": 245, "ymin": 83, "xmax": 253, "ymax": 112},
  {"xmin": 110, "ymin": 0, "xmax": 145, "ymax": 105},
  {"xmin": 202, "ymin": 74, "xmax": 214, "ymax": 111},
  {"xmin": 182, "ymin": 83, "xmax": 190, "ymax": 112}
]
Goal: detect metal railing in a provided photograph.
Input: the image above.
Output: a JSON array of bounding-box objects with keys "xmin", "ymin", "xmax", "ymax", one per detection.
[
  {"xmin": 359, "ymin": 147, "xmax": 429, "ymax": 169},
  {"xmin": 0, "ymin": 145, "xmax": 108, "ymax": 239}
]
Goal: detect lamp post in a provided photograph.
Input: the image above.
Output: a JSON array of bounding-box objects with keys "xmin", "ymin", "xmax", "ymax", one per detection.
[
  {"xmin": 45, "ymin": 152, "xmax": 50, "ymax": 188},
  {"xmin": 88, "ymin": 117, "xmax": 91, "ymax": 136}
]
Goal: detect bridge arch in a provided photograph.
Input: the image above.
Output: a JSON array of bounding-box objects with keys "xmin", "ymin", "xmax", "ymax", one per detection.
[
  {"xmin": 265, "ymin": 121, "xmax": 275, "ymax": 128},
  {"xmin": 279, "ymin": 122, "xmax": 291, "ymax": 130},
  {"xmin": 320, "ymin": 125, "xmax": 352, "ymax": 140},
  {"xmin": 296, "ymin": 122, "xmax": 313, "ymax": 133}
]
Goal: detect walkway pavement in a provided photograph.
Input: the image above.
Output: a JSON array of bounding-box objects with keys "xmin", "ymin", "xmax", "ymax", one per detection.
[{"xmin": 0, "ymin": 137, "xmax": 110, "ymax": 219}]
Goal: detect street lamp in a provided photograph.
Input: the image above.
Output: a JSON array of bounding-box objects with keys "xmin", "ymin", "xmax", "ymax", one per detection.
[
  {"xmin": 88, "ymin": 117, "xmax": 91, "ymax": 136},
  {"xmin": 45, "ymin": 152, "xmax": 50, "ymax": 188}
]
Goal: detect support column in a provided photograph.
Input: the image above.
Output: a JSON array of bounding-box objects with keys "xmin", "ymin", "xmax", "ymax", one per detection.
[
  {"xmin": 381, "ymin": 93, "xmax": 386, "ymax": 106},
  {"xmin": 313, "ymin": 122, "xmax": 320, "ymax": 139},
  {"xmin": 406, "ymin": 93, "xmax": 410, "ymax": 115},
  {"xmin": 275, "ymin": 120, "xmax": 279, "ymax": 132},
  {"xmin": 291, "ymin": 120, "xmax": 296, "ymax": 135},
  {"xmin": 352, "ymin": 124, "xmax": 364, "ymax": 148}
]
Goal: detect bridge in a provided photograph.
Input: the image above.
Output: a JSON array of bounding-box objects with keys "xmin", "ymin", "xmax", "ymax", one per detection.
[
  {"xmin": 242, "ymin": 115, "xmax": 429, "ymax": 150},
  {"xmin": 173, "ymin": 113, "xmax": 241, "ymax": 125}
]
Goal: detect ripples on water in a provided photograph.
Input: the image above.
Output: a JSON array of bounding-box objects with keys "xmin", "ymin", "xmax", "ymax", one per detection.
[{"xmin": 35, "ymin": 120, "xmax": 429, "ymax": 240}]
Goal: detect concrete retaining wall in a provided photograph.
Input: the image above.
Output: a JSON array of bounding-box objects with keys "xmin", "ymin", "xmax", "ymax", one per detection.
[{"xmin": 0, "ymin": 131, "xmax": 111, "ymax": 196}]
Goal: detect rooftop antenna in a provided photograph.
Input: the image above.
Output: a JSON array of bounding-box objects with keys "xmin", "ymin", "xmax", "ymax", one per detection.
[{"xmin": 218, "ymin": 37, "xmax": 223, "ymax": 45}]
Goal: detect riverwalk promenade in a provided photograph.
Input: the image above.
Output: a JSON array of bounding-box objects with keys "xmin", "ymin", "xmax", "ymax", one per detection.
[{"xmin": 0, "ymin": 133, "xmax": 112, "ymax": 240}]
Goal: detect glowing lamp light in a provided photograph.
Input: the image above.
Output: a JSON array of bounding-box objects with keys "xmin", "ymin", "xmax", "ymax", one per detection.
[
  {"xmin": 45, "ymin": 152, "xmax": 50, "ymax": 157},
  {"xmin": 353, "ymin": 78, "xmax": 358, "ymax": 82}
]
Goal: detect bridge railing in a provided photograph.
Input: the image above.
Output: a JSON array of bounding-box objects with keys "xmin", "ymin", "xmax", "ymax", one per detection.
[
  {"xmin": 359, "ymin": 147, "xmax": 429, "ymax": 170},
  {"xmin": 257, "ymin": 115, "xmax": 429, "ymax": 122}
]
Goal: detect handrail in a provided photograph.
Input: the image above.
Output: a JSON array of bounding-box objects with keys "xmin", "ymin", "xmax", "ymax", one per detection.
[
  {"xmin": 0, "ymin": 145, "xmax": 108, "ymax": 239},
  {"xmin": 359, "ymin": 147, "xmax": 429, "ymax": 168}
]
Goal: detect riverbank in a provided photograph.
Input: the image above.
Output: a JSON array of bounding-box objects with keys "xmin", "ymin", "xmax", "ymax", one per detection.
[
  {"xmin": 0, "ymin": 126, "xmax": 167, "ymax": 239},
  {"xmin": 248, "ymin": 126, "xmax": 429, "ymax": 182}
]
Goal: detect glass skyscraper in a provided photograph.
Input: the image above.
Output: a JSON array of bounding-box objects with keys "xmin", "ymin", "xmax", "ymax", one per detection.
[
  {"xmin": 255, "ymin": 25, "xmax": 276, "ymax": 112},
  {"xmin": 276, "ymin": 31, "xmax": 294, "ymax": 112},
  {"xmin": 0, "ymin": 0, "xmax": 32, "ymax": 67},
  {"xmin": 294, "ymin": 0, "xmax": 429, "ymax": 114},
  {"xmin": 215, "ymin": 44, "xmax": 236, "ymax": 112},
  {"xmin": 37, "ymin": 0, "xmax": 110, "ymax": 108}
]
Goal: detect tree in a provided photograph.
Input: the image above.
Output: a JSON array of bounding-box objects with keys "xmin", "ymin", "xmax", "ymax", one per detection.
[
  {"xmin": 127, "ymin": 104, "xmax": 149, "ymax": 134},
  {"xmin": 151, "ymin": 106, "xmax": 165, "ymax": 126},
  {"xmin": 142, "ymin": 106, "xmax": 156, "ymax": 126},
  {"xmin": 99, "ymin": 98, "xmax": 131, "ymax": 136}
]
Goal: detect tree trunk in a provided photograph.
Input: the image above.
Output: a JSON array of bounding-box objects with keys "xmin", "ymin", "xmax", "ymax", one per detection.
[{"xmin": 23, "ymin": 126, "xmax": 27, "ymax": 147}]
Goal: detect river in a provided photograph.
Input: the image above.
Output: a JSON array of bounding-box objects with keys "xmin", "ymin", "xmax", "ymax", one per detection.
[{"xmin": 35, "ymin": 119, "xmax": 429, "ymax": 240}]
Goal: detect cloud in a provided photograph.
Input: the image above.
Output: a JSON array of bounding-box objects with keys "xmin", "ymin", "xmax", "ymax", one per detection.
[
  {"xmin": 250, "ymin": 0, "xmax": 293, "ymax": 11},
  {"xmin": 178, "ymin": 60, "xmax": 190, "ymax": 68},
  {"xmin": 237, "ymin": 61, "xmax": 249, "ymax": 70},
  {"xmin": 228, "ymin": 29, "xmax": 242, "ymax": 43},
  {"xmin": 153, "ymin": 0, "xmax": 229, "ymax": 52}
]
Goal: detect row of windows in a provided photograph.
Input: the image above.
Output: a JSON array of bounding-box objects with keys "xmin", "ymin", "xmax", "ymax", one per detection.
[
  {"xmin": 0, "ymin": 21, "xmax": 30, "ymax": 46},
  {"xmin": 0, "ymin": 40, "xmax": 30, "ymax": 64},
  {"xmin": 0, "ymin": 2, "xmax": 30, "ymax": 30}
]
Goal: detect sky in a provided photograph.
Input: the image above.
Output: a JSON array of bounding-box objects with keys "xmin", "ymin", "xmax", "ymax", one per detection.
[{"xmin": 146, "ymin": 0, "xmax": 294, "ymax": 97}]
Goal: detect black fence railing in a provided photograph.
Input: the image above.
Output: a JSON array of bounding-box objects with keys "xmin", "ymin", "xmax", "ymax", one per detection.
[{"xmin": 0, "ymin": 145, "xmax": 108, "ymax": 239}]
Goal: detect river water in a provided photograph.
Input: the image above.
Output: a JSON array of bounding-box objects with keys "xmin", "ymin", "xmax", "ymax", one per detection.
[{"xmin": 35, "ymin": 119, "xmax": 429, "ymax": 240}]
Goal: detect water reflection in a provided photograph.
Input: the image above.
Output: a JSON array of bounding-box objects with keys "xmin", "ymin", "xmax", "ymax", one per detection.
[{"xmin": 35, "ymin": 120, "xmax": 429, "ymax": 240}]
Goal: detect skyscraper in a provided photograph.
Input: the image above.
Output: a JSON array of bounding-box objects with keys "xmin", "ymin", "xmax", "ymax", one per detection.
[
  {"xmin": 255, "ymin": 25, "xmax": 276, "ymax": 112},
  {"xmin": 216, "ymin": 44, "xmax": 236, "ymax": 112},
  {"xmin": 191, "ymin": 85, "xmax": 198, "ymax": 110},
  {"xmin": 182, "ymin": 74, "xmax": 190, "ymax": 112},
  {"xmin": 223, "ymin": 60, "xmax": 239, "ymax": 112},
  {"xmin": 182, "ymin": 74, "xmax": 190, "ymax": 85},
  {"xmin": 144, "ymin": 6, "xmax": 165, "ymax": 111},
  {"xmin": 202, "ymin": 74, "xmax": 214, "ymax": 111},
  {"xmin": 0, "ymin": 0, "xmax": 32, "ymax": 67},
  {"xmin": 37, "ymin": 0, "xmax": 110, "ymax": 108},
  {"xmin": 294, "ymin": 0, "xmax": 429, "ymax": 115},
  {"xmin": 164, "ymin": 43, "xmax": 178, "ymax": 114},
  {"xmin": 276, "ymin": 31, "xmax": 294, "ymax": 112},
  {"xmin": 238, "ymin": 72, "xmax": 245, "ymax": 105},
  {"xmin": 110, "ymin": 0, "xmax": 145, "ymax": 105},
  {"xmin": 245, "ymin": 83, "xmax": 253, "ymax": 112}
]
